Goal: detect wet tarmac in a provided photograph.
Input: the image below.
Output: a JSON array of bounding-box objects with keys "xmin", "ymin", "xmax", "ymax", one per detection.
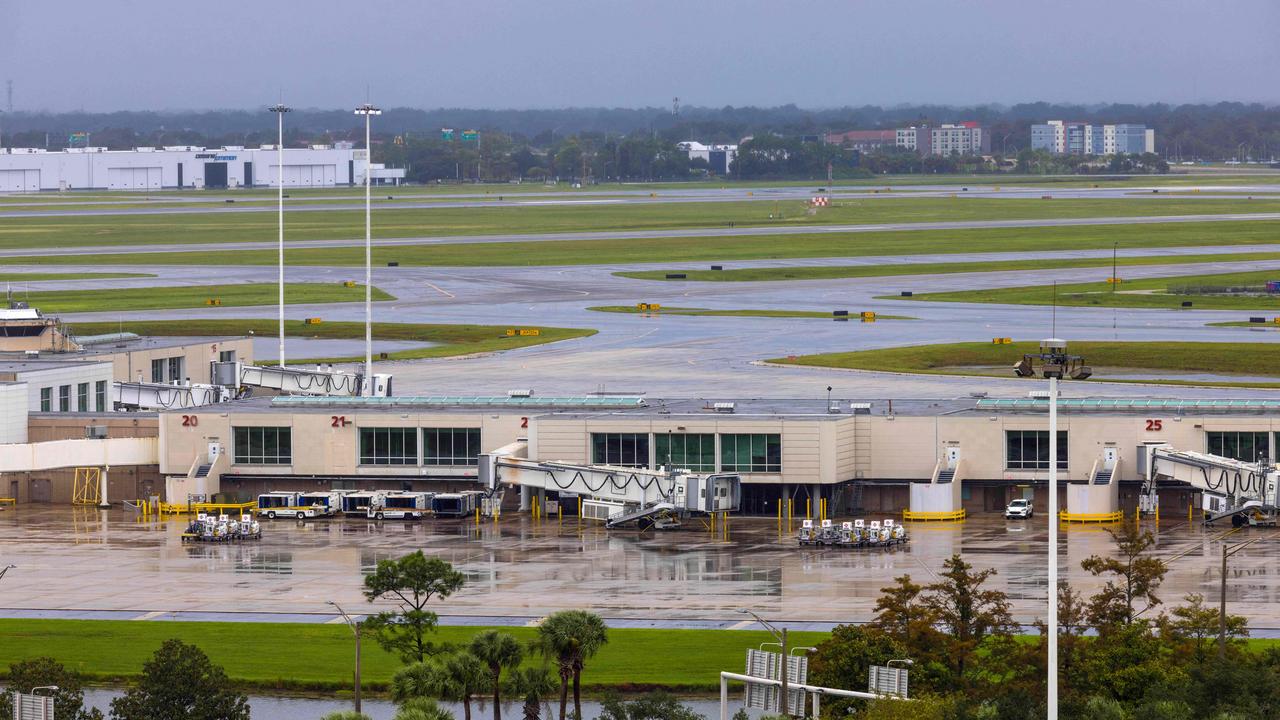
[{"xmin": 1, "ymin": 507, "xmax": 1276, "ymax": 630}]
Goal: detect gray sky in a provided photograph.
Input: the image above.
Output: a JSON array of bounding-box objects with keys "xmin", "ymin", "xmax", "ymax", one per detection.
[{"xmin": 2, "ymin": 0, "xmax": 1277, "ymax": 112}]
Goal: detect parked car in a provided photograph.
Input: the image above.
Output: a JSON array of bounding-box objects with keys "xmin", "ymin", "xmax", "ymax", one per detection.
[{"xmin": 1006, "ymin": 498, "xmax": 1034, "ymax": 519}]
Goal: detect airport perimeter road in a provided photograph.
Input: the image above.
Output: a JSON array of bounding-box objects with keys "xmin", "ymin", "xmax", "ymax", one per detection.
[
  {"xmin": 5, "ymin": 210, "xmax": 1280, "ymax": 259},
  {"xmin": 1, "ymin": 508, "xmax": 1276, "ymax": 629},
  {"xmin": 38, "ymin": 251, "xmax": 1280, "ymax": 398}
]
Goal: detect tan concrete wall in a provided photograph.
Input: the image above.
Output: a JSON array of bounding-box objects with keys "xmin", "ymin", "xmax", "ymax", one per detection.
[
  {"xmin": 28, "ymin": 413, "xmax": 158, "ymax": 442},
  {"xmin": 99, "ymin": 337, "xmax": 254, "ymax": 384},
  {"xmin": 0, "ymin": 465, "xmax": 160, "ymax": 504}
]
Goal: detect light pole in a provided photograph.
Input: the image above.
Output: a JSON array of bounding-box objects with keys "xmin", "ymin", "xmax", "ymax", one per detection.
[
  {"xmin": 268, "ymin": 103, "xmax": 290, "ymax": 369},
  {"xmin": 1219, "ymin": 537, "xmax": 1260, "ymax": 659},
  {"xmin": 740, "ymin": 608, "xmax": 790, "ymax": 716},
  {"xmin": 354, "ymin": 103, "xmax": 381, "ymax": 395},
  {"xmin": 328, "ymin": 601, "xmax": 362, "ymax": 714},
  {"xmin": 0, "ymin": 564, "xmax": 14, "ymax": 580},
  {"xmin": 1112, "ymin": 242, "xmax": 1118, "ymax": 291},
  {"xmin": 1013, "ymin": 339, "xmax": 1091, "ymax": 720}
]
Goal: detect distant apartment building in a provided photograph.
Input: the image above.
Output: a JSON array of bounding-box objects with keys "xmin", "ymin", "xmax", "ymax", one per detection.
[
  {"xmin": 895, "ymin": 123, "xmax": 989, "ymax": 156},
  {"xmin": 676, "ymin": 141, "xmax": 737, "ymax": 174},
  {"xmin": 1031, "ymin": 120, "xmax": 1155, "ymax": 156},
  {"xmin": 822, "ymin": 129, "xmax": 897, "ymax": 151}
]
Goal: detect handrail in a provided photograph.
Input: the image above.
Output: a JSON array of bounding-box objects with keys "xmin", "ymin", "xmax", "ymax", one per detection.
[{"xmin": 719, "ymin": 670, "xmax": 906, "ymax": 720}]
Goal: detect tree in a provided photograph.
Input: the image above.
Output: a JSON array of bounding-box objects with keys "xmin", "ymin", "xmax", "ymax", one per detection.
[
  {"xmin": 109, "ymin": 639, "xmax": 249, "ymax": 720},
  {"xmin": 395, "ymin": 698, "xmax": 456, "ymax": 720},
  {"xmin": 921, "ymin": 555, "xmax": 1016, "ymax": 688},
  {"xmin": 322, "ymin": 713, "xmax": 372, "ymax": 720},
  {"xmin": 807, "ymin": 624, "xmax": 906, "ymax": 717},
  {"xmin": 363, "ymin": 551, "xmax": 466, "ymax": 663},
  {"xmin": 392, "ymin": 653, "xmax": 487, "ymax": 720},
  {"xmin": 507, "ymin": 667, "xmax": 558, "ymax": 720},
  {"xmin": 1081, "ymin": 521, "xmax": 1168, "ymax": 629},
  {"xmin": 1162, "ymin": 592, "xmax": 1249, "ymax": 662},
  {"xmin": 596, "ymin": 691, "xmax": 704, "ymax": 720},
  {"xmin": 470, "ymin": 630, "xmax": 524, "ymax": 720},
  {"xmin": 535, "ymin": 610, "xmax": 608, "ymax": 720},
  {"xmin": 0, "ymin": 657, "xmax": 103, "ymax": 720}
]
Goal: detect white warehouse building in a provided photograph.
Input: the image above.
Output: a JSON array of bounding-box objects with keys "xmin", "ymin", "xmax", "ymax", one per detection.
[{"xmin": 0, "ymin": 144, "xmax": 393, "ymax": 192}]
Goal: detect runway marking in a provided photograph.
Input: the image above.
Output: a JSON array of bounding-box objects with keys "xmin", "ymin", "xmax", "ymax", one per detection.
[
  {"xmin": 132, "ymin": 611, "xmax": 166, "ymax": 621},
  {"xmin": 517, "ymin": 199, "xmax": 624, "ymax": 205},
  {"xmin": 424, "ymin": 282, "xmax": 455, "ymax": 299}
]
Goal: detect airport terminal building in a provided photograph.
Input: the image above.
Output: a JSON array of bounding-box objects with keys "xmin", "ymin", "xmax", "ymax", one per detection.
[
  {"xmin": 0, "ymin": 144, "xmax": 372, "ymax": 191},
  {"xmin": 151, "ymin": 394, "xmax": 1280, "ymax": 518}
]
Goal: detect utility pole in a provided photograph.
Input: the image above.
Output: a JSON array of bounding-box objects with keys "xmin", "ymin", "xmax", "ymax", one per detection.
[
  {"xmin": 1220, "ymin": 538, "xmax": 1260, "ymax": 659},
  {"xmin": 269, "ymin": 102, "xmax": 291, "ymax": 369},
  {"xmin": 329, "ymin": 602, "xmax": 363, "ymax": 714},
  {"xmin": 354, "ymin": 103, "xmax": 381, "ymax": 395}
]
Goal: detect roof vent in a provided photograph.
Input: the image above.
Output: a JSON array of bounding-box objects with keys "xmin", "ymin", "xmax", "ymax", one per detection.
[
  {"xmin": 712, "ymin": 402, "xmax": 736, "ymax": 413},
  {"xmin": 1028, "ymin": 390, "xmax": 1051, "ymax": 399},
  {"xmin": 507, "ymin": 389, "xmax": 533, "ymax": 398},
  {"xmin": 849, "ymin": 402, "xmax": 872, "ymax": 414}
]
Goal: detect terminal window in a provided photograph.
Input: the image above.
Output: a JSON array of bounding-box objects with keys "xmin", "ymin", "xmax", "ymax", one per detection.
[
  {"xmin": 151, "ymin": 359, "xmax": 165, "ymax": 383},
  {"xmin": 655, "ymin": 433, "xmax": 716, "ymax": 472},
  {"xmin": 719, "ymin": 434, "xmax": 781, "ymax": 473},
  {"xmin": 423, "ymin": 428, "xmax": 481, "ymax": 466},
  {"xmin": 591, "ymin": 433, "xmax": 650, "ymax": 467},
  {"xmin": 1207, "ymin": 431, "xmax": 1270, "ymax": 463},
  {"xmin": 360, "ymin": 427, "xmax": 418, "ymax": 465},
  {"xmin": 39, "ymin": 387, "xmax": 51, "ymax": 412},
  {"xmin": 1005, "ymin": 430, "xmax": 1068, "ymax": 470},
  {"xmin": 167, "ymin": 356, "xmax": 184, "ymax": 382},
  {"xmin": 77, "ymin": 382, "xmax": 89, "ymax": 412},
  {"xmin": 58, "ymin": 385, "xmax": 71, "ymax": 412},
  {"xmin": 95, "ymin": 380, "xmax": 107, "ymax": 412},
  {"xmin": 233, "ymin": 426, "xmax": 292, "ymax": 465}
]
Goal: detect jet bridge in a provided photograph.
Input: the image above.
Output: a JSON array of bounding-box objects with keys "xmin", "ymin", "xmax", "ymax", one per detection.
[
  {"xmin": 114, "ymin": 381, "xmax": 233, "ymax": 410},
  {"xmin": 1141, "ymin": 443, "xmax": 1279, "ymax": 526},
  {"xmin": 210, "ymin": 360, "xmax": 391, "ymax": 397},
  {"xmin": 480, "ymin": 441, "xmax": 740, "ymax": 529}
]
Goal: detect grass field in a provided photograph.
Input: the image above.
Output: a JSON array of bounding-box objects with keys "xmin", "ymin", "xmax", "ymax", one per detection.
[
  {"xmin": 2, "ymin": 197, "xmax": 1280, "ymax": 252},
  {"xmin": 894, "ymin": 269, "xmax": 1280, "ymax": 310},
  {"xmin": 65, "ymin": 319, "xmax": 596, "ymax": 363},
  {"xmin": 616, "ymin": 251, "xmax": 1280, "ymax": 283},
  {"xmin": 770, "ymin": 341, "xmax": 1280, "ymax": 388},
  {"xmin": 588, "ymin": 305, "xmax": 914, "ymax": 320},
  {"xmin": 0, "ymin": 619, "xmax": 827, "ymax": 693},
  {"xmin": 0, "ymin": 271, "xmax": 152, "ymax": 282},
  {"xmin": 9, "ymin": 219, "xmax": 1280, "ymax": 269},
  {"xmin": 17, "ymin": 283, "xmax": 392, "ymax": 313}
]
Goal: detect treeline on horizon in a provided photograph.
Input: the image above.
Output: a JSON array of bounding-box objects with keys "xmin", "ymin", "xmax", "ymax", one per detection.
[{"xmin": 0, "ymin": 102, "xmax": 1274, "ymax": 181}]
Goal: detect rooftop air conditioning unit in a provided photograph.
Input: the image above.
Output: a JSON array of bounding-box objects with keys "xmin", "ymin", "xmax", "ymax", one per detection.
[
  {"xmin": 713, "ymin": 402, "xmax": 736, "ymax": 413},
  {"xmin": 507, "ymin": 389, "xmax": 533, "ymax": 398},
  {"xmin": 850, "ymin": 402, "xmax": 872, "ymax": 414},
  {"xmin": 1029, "ymin": 390, "xmax": 1051, "ymax": 399}
]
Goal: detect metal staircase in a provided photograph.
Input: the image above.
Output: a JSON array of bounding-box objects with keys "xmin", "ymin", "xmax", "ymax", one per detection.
[
  {"xmin": 195, "ymin": 464, "xmax": 212, "ymax": 478},
  {"xmin": 937, "ymin": 469, "xmax": 955, "ymax": 484},
  {"xmin": 605, "ymin": 501, "xmax": 677, "ymax": 529},
  {"xmin": 1093, "ymin": 469, "xmax": 1112, "ymax": 486}
]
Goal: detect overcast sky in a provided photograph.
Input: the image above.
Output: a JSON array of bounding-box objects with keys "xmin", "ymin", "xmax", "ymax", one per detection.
[{"xmin": 2, "ymin": 0, "xmax": 1277, "ymax": 112}]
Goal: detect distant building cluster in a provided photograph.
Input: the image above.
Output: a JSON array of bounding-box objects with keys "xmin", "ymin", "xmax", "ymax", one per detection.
[
  {"xmin": 1030, "ymin": 120, "xmax": 1155, "ymax": 156},
  {"xmin": 676, "ymin": 141, "xmax": 737, "ymax": 174},
  {"xmin": 824, "ymin": 122, "xmax": 990, "ymax": 157}
]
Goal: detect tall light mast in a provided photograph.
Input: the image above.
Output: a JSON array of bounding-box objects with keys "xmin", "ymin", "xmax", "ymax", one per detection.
[
  {"xmin": 353, "ymin": 103, "xmax": 381, "ymax": 395},
  {"xmin": 268, "ymin": 103, "xmax": 291, "ymax": 368}
]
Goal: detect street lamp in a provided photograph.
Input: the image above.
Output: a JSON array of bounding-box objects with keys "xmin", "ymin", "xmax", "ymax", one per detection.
[
  {"xmin": 0, "ymin": 564, "xmax": 14, "ymax": 580},
  {"xmin": 1012, "ymin": 338, "xmax": 1091, "ymax": 720},
  {"xmin": 328, "ymin": 601, "xmax": 363, "ymax": 714},
  {"xmin": 353, "ymin": 103, "xmax": 381, "ymax": 395},
  {"xmin": 1219, "ymin": 537, "xmax": 1261, "ymax": 659},
  {"xmin": 268, "ymin": 103, "xmax": 291, "ymax": 369},
  {"xmin": 739, "ymin": 608, "xmax": 790, "ymax": 716}
]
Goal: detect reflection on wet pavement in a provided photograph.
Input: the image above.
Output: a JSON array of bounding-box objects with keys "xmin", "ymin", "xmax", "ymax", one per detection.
[{"xmin": 1, "ymin": 507, "xmax": 1277, "ymax": 628}]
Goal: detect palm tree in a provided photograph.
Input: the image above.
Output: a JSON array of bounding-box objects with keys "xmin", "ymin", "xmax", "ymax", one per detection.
[
  {"xmin": 534, "ymin": 610, "xmax": 609, "ymax": 720},
  {"xmin": 395, "ymin": 697, "xmax": 456, "ymax": 720},
  {"xmin": 392, "ymin": 653, "xmax": 486, "ymax": 720},
  {"xmin": 470, "ymin": 630, "xmax": 525, "ymax": 720},
  {"xmin": 506, "ymin": 666, "xmax": 558, "ymax": 720}
]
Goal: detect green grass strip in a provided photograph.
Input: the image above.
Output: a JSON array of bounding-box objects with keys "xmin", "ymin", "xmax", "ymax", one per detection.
[
  {"xmin": 0, "ymin": 619, "xmax": 827, "ymax": 693},
  {"xmin": 64, "ymin": 319, "xmax": 595, "ymax": 363},
  {"xmin": 0, "ymin": 272, "xmax": 153, "ymax": 282},
  {"xmin": 588, "ymin": 305, "xmax": 913, "ymax": 320},
  {"xmin": 8, "ymin": 220, "xmax": 1280, "ymax": 268},
  {"xmin": 2, "ymin": 197, "xmax": 1280, "ymax": 252},
  {"xmin": 16, "ymin": 283, "xmax": 392, "ymax": 314},
  {"xmin": 616, "ymin": 251, "xmax": 1280, "ymax": 283},
  {"xmin": 892, "ymin": 269, "xmax": 1280, "ymax": 310},
  {"xmin": 770, "ymin": 341, "xmax": 1280, "ymax": 388}
]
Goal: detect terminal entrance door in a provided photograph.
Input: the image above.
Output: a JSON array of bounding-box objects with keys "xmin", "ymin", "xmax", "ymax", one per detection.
[{"xmin": 204, "ymin": 162, "xmax": 228, "ymax": 189}]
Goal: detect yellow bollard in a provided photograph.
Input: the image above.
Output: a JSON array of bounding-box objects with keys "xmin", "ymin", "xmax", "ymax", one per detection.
[
  {"xmin": 787, "ymin": 499, "xmax": 793, "ymax": 533},
  {"xmin": 777, "ymin": 501, "xmax": 782, "ymax": 536},
  {"xmin": 1188, "ymin": 501, "xmax": 1193, "ymax": 524},
  {"xmin": 475, "ymin": 507, "xmax": 480, "ymax": 526},
  {"xmin": 711, "ymin": 511, "xmax": 716, "ymax": 534},
  {"xmin": 806, "ymin": 498, "xmax": 811, "ymax": 521}
]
